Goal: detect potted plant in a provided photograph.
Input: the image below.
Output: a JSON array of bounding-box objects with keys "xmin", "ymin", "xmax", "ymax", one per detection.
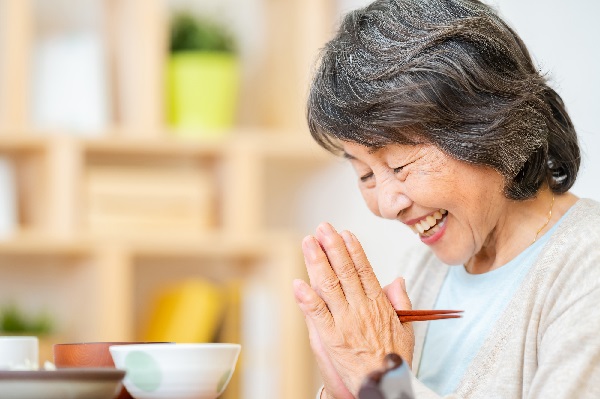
[
  {"xmin": 166, "ymin": 13, "xmax": 240, "ymax": 137},
  {"xmin": 0, "ymin": 304, "xmax": 55, "ymax": 365}
]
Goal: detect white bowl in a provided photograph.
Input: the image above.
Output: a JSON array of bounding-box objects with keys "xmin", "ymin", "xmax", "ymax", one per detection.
[{"xmin": 108, "ymin": 343, "xmax": 240, "ymax": 399}]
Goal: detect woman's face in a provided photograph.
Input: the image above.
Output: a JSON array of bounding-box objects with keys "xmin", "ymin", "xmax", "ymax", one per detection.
[{"xmin": 343, "ymin": 141, "xmax": 508, "ymax": 265}]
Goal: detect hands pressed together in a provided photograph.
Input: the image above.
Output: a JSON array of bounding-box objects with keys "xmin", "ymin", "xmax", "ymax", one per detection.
[{"xmin": 293, "ymin": 222, "xmax": 415, "ymax": 399}]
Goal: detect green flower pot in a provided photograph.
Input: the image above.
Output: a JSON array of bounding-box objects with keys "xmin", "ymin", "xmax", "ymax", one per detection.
[{"xmin": 166, "ymin": 51, "xmax": 239, "ymax": 137}]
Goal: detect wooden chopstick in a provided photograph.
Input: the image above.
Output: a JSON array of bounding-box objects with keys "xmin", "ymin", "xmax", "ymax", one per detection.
[
  {"xmin": 399, "ymin": 314, "xmax": 462, "ymax": 322},
  {"xmin": 396, "ymin": 309, "xmax": 463, "ymax": 323},
  {"xmin": 396, "ymin": 309, "xmax": 463, "ymax": 316}
]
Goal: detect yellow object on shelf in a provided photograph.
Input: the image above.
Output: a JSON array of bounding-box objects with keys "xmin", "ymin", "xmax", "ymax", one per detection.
[{"xmin": 143, "ymin": 279, "xmax": 225, "ymax": 343}]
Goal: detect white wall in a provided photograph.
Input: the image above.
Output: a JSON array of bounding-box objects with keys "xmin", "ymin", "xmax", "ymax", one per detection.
[
  {"xmin": 297, "ymin": 0, "xmax": 600, "ymax": 285},
  {"xmin": 486, "ymin": 0, "xmax": 600, "ymax": 200}
]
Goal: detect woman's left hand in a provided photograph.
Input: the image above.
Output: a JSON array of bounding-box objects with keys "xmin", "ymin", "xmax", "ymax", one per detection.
[{"xmin": 293, "ymin": 222, "xmax": 415, "ymax": 396}]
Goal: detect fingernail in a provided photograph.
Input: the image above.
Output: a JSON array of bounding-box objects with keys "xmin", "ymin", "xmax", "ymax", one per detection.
[
  {"xmin": 293, "ymin": 279, "xmax": 307, "ymax": 294},
  {"xmin": 318, "ymin": 222, "xmax": 336, "ymax": 237},
  {"xmin": 341, "ymin": 230, "xmax": 353, "ymax": 245},
  {"xmin": 293, "ymin": 279, "xmax": 309, "ymax": 303},
  {"xmin": 302, "ymin": 236, "xmax": 319, "ymax": 260}
]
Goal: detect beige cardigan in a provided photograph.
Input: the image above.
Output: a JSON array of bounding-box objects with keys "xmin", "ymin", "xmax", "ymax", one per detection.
[{"xmin": 405, "ymin": 198, "xmax": 600, "ymax": 398}]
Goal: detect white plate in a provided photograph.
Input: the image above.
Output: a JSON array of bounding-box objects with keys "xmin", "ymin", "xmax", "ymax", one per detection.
[{"xmin": 0, "ymin": 368, "xmax": 125, "ymax": 399}]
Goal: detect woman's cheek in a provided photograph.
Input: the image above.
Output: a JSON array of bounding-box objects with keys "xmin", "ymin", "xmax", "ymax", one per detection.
[{"xmin": 360, "ymin": 188, "xmax": 382, "ymax": 217}]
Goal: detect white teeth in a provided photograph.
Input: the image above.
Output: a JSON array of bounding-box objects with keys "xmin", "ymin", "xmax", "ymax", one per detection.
[
  {"xmin": 409, "ymin": 209, "xmax": 448, "ymax": 236},
  {"xmin": 424, "ymin": 224, "xmax": 441, "ymax": 237}
]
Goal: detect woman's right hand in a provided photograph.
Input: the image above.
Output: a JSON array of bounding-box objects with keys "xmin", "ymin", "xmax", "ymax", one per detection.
[
  {"xmin": 310, "ymin": 277, "xmax": 410, "ymax": 399},
  {"xmin": 303, "ymin": 314, "xmax": 354, "ymax": 399}
]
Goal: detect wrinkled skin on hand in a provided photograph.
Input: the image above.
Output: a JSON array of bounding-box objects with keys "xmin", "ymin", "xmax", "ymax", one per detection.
[{"xmin": 293, "ymin": 222, "xmax": 415, "ymax": 398}]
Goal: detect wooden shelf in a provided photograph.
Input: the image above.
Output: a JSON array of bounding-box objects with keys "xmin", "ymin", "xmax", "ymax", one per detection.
[
  {"xmin": 83, "ymin": 136, "xmax": 226, "ymax": 158},
  {"xmin": 0, "ymin": 134, "xmax": 48, "ymax": 153},
  {"xmin": 0, "ymin": 130, "xmax": 332, "ymax": 160},
  {"xmin": 0, "ymin": 234, "xmax": 91, "ymax": 257},
  {"xmin": 0, "ymin": 231, "xmax": 292, "ymax": 260},
  {"xmin": 0, "ymin": 0, "xmax": 335, "ymax": 397}
]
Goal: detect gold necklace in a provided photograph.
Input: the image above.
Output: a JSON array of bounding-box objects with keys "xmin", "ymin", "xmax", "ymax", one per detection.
[
  {"xmin": 467, "ymin": 193, "xmax": 556, "ymax": 271},
  {"xmin": 532, "ymin": 193, "xmax": 555, "ymax": 245}
]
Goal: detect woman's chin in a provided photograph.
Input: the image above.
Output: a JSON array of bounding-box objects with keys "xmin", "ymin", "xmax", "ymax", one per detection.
[{"xmin": 430, "ymin": 248, "xmax": 470, "ymax": 266}]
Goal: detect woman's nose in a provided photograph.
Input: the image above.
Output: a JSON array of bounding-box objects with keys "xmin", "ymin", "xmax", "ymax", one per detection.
[{"xmin": 377, "ymin": 180, "xmax": 411, "ymax": 219}]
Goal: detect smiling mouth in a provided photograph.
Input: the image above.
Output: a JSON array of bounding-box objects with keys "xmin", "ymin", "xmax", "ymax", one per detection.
[{"xmin": 410, "ymin": 209, "xmax": 448, "ymax": 237}]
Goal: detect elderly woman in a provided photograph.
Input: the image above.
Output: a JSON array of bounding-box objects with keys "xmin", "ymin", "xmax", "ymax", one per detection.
[{"xmin": 292, "ymin": 0, "xmax": 600, "ymax": 398}]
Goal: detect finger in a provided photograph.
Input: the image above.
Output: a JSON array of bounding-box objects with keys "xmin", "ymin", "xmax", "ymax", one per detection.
[
  {"xmin": 340, "ymin": 231, "xmax": 382, "ymax": 300},
  {"xmin": 302, "ymin": 234, "xmax": 349, "ymax": 315},
  {"xmin": 382, "ymin": 277, "xmax": 412, "ymax": 311},
  {"xmin": 304, "ymin": 313, "xmax": 332, "ymax": 369},
  {"xmin": 314, "ymin": 223, "xmax": 367, "ymax": 302},
  {"xmin": 293, "ymin": 278, "xmax": 336, "ymax": 334},
  {"xmin": 304, "ymin": 316, "xmax": 354, "ymax": 399}
]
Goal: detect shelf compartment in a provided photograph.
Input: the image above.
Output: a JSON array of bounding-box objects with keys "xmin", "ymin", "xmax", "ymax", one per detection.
[
  {"xmin": 0, "ymin": 253, "xmax": 96, "ymax": 359},
  {"xmin": 84, "ymin": 164, "xmax": 216, "ymax": 236},
  {"xmin": 0, "ymin": 137, "xmax": 55, "ymax": 236},
  {"xmin": 83, "ymin": 139, "xmax": 221, "ymax": 237}
]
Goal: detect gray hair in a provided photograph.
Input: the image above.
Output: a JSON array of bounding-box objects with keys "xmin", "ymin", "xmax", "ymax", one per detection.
[{"xmin": 307, "ymin": 0, "xmax": 580, "ymax": 200}]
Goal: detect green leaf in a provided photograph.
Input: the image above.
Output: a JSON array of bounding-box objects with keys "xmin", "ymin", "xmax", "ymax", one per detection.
[
  {"xmin": 169, "ymin": 13, "xmax": 236, "ymax": 53},
  {"xmin": 0, "ymin": 304, "xmax": 54, "ymax": 335}
]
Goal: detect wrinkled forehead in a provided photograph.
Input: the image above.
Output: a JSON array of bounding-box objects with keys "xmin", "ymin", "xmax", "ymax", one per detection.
[
  {"xmin": 341, "ymin": 140, "xmax": 423, "ymax": 161},
  {"xmin": 341, "ymin": 141, "xmax": 382, "ymax": 159}
]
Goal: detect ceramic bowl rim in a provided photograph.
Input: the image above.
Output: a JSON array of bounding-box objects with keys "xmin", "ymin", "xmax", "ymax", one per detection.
[
  {"xmin": 108, "ymin": 343, "xmax": 241, "ymax": 353},
  {"xmin": 54, "ymin": 342, "xmax": 169, "ymax": 347},
  {"xmin": 0, "ymin": 336, "xmax": 38, "ymax": 341}
]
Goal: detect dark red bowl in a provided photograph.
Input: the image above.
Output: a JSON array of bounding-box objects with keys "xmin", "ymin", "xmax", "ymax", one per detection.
[{"xmin": 53, "ymin": 342, "xmax": 169, "ymax": 399}]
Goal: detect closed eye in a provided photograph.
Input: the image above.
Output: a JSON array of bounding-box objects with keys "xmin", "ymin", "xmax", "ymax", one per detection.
[
  {"xmin": 360, "ymin": 172, "xmax": 374, "ymax": 182},
  {"xmin": 393, "ymin": 161, "xmax": 413, "ymax": 174}
]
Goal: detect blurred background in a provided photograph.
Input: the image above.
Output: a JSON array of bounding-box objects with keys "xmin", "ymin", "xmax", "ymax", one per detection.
[{"xmin": 0, "ymin": 0, "xmax": 597, "ymax": 398}]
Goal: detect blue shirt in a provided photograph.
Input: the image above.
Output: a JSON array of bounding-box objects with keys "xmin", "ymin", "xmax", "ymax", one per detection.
[{"xmin": 417, "ymin": 211, "xmax": 570, "ymax": 395}]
